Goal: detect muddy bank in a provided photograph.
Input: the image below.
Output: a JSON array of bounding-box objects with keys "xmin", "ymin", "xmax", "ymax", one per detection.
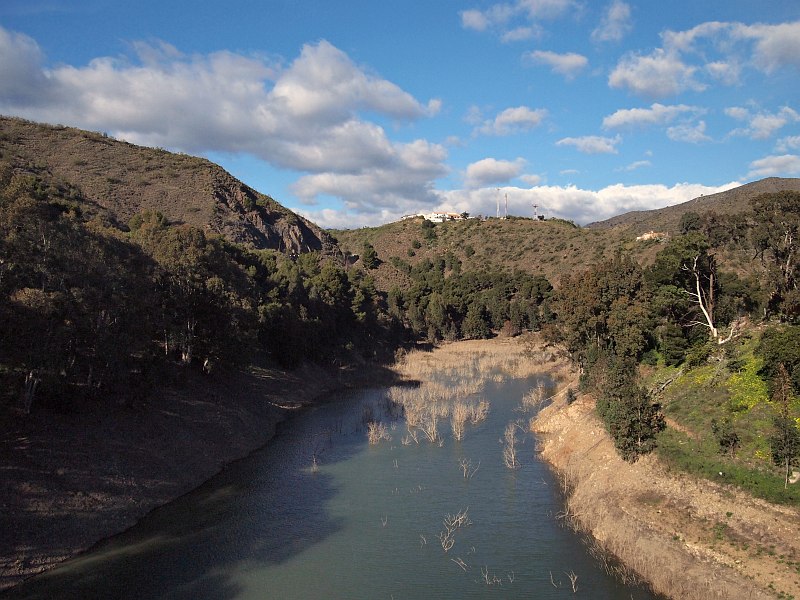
[
  {"xmin": 0, "ymin": 361, "xmax": 400, "ymax": 591},
  {"xmin": 532, "ymin": 392, "xmax": 800, "ymax": 600}
]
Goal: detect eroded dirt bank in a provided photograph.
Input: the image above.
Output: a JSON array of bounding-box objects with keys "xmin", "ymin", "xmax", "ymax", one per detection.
[
  {"xmin": 0, "ymin": 361, "xmax": 399, "ymax": 591},
  {"xmin": 533, "ymin": 391, "xmax": 800, "ymax": 600}
]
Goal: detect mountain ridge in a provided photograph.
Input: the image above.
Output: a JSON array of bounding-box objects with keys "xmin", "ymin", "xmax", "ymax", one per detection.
[{"xmin": 0, "ymin": 116, "xmax": 335, "ymax": 255}]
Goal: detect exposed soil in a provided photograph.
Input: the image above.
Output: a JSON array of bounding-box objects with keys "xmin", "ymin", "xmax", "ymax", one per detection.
[
  {"xmin": 533, "ymin": 389, "xmax": 800, "ymax": 600},
  {"xmin": 4, "ymin": 336, "xmax": 799, "ymax": 599},
  {"xmin": 0, "ymin": 361, "xmax": 402, "ymax": 591}
]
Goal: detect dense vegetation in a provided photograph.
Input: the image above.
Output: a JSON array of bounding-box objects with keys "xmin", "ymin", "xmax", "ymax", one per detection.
[
  {"xmin": 1, "ymin": 115, "xmax": 798, "ymax": 502},
  {"xmin": 0, "ymin": 168, "xmax": 399, "ymax": 412},
  {"xmin": 544, "ymin": 191, "xmax": 800, "ymax": 501}
]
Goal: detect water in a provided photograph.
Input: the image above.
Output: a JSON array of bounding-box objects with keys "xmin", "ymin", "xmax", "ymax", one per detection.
[{"xmin": 5, "ymin": 373, "xmax": 658, "ymax": 599}]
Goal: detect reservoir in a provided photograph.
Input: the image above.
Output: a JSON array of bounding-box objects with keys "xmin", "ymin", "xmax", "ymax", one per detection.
[{"xmin": 4, "ymin": 348, "xmax": 658, "ymax": 599}]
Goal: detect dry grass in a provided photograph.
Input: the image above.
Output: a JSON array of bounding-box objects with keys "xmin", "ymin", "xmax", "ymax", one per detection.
[
  {"xmin": 366, "ymin": 421, "xmax": 391, "ymax": 445},
  {"xmin": 391, "ymin": 336, "xmax": 568, "ymax": 445}
]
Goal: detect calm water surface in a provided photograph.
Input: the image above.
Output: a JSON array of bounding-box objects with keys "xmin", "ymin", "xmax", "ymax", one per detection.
[{"xmin": 6, "ymin": 373, "xmax": 659, "ymax": 599}]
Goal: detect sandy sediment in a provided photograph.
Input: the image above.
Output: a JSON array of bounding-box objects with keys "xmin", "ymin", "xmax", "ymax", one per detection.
[{"xmin": 532, "ymin": 390, "xmax": 800, "ymax": 600}]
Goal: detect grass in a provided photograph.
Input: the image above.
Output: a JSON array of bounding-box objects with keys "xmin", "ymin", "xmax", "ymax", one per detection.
[{"xmin": 652, "ymin": 330, "xmax": 800, "ymax": 505}]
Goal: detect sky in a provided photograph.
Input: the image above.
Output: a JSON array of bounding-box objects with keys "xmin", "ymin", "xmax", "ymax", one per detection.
[{"xmin": 1, "ymin": 1, "xmax": 799, "ymax": 228}]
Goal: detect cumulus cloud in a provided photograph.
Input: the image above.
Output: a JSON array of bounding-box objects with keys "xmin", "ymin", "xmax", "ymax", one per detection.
[
  {"xmin": 747, "ymin": 154, "xmax": 800, "ymax": 178},
  {"xmin": 435, "ymin": 181, "xmax": 740, "ymax": 226},
  {"xmin": 475, "ymin": 105, "xmax": 548, "ymax": 136},
  {"xmin": 523, "ymin": 50, "xmax": 588, "ymax": 79},
  {"xmin": 464, "ymin": 157, "xmax": 526, "ymax": 188},
  {"xmin": 602, "ymin": 102, "xmax": 704, "ymax": 129},
  {"xmin": 556, "ymin": 134, "xmax": 621, "ymax": 154},
  {"xmin": 610, "ymin": 20, "xmax": 800, "ymax": 99},
  {"xmin": 734, "ymin": 21, "xmax": 800, "ymax": 74},
  {"xmin": 725, "ymin": 105, "xmax": 800, "ymax": 140},
  {"xmin": 609, "ymin": 49, "xmax": 703, "ymax": 98},
  {"xmin": 776, "ymin": 136, "xmax": 800, "ymax": 153},
  {"xmin": 0, "ymin": 27, "xmax": 447, "ymax": 217},
  {"xmin": 520, "ymin": 173, "xmax": 544, "ymax": 185},
  {"xmin": 667, "ymin": 120, "xmax": 711, "ymax": 143},
  {"xmin": 591, "ymin": 0, "xmax": 633, "ymax": 43}
]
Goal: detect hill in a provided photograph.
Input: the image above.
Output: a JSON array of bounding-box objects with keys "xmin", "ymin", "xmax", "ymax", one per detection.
[
  {"xmin": 0, "ymin": 116, "xmax": 335, "ymax": 254},
  {"xmin": 331, "ymin": 178, "xmax": 800, "ymax": 291},
  {"xmin": 587, "ymin": 177, "xmax": 800, "ymax": 234}
]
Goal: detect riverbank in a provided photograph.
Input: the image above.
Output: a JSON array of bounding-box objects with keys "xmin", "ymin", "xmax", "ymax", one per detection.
[
  {"xmin": 0, "ymin": 360, "xmax": 401, "ymax": 591},
  {"xmin": 533, "ymin": 388, "xmax": 800, "ymax": 600}
]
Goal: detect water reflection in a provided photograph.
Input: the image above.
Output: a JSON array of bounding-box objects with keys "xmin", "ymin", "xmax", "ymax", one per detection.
[{"xmin": 4, "ymin": 376, "xmax": 658, "ymax": 600}]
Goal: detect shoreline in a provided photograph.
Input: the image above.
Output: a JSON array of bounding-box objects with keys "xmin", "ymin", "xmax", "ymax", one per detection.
[
  {"xmin": 532, "ymin": 387, "xmax": 800, "ymax": 600},
  {"xmin": 4, "ymin": 336, "xmax": 798, "ymax": 598},
  {"xmin": 0, "ymin": 360, "xmax": 401, "ymax": 591}
]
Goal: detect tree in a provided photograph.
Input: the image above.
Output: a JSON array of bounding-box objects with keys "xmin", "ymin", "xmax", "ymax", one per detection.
[
  {"xmin": 596, "ymin": 357, "xmax": 666, "ymax": 462},
  {"xmin": 361, "ymin": 242, "xmax": 379, "ymax": 269},
  {"xmin": 647, "ymin": 233, "xmax": 739, "ymax": 344},
  {"xmin": 769, "ymin": 364, "xmax": 800, "ymax": 489},
  {"xmin": 749, "ymin": 191, "xmax": 800, "ymax": 318},
  {"xmin": 680, "ymin": 211, "xmax": 701, "ymax": 234},
  {"xmin": 462, "ymin": 302, "xmax": 491, "ymax": 339}
]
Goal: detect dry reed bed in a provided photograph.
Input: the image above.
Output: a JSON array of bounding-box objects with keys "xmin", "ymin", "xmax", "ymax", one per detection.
[
  {"xmin": 533, "ymin": 393, "xmax": 799, "ymax": 600},
  {"xmin": 365, "ymin": 336, "xmax": 569, "ymax": 449}
]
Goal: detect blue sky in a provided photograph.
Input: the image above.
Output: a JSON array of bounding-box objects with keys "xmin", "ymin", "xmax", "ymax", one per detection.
[{"xmin": 1, "ymin": 1, "xmax": 799, "ymax": 228}]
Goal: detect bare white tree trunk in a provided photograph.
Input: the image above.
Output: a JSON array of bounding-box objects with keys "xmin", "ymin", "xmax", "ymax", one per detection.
[{"xmin": 23, "ymin": 370, "xmax": 40, "ymax": 414}]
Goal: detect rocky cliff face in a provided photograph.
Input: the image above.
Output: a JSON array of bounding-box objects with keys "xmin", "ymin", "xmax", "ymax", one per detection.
[{"xmin": 0, "ymin": 116, "xmax": 337, "ymax": 255}]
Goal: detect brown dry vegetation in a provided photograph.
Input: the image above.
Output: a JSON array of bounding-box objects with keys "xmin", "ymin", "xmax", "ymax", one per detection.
[
  {"xmin": 0, "ymin": 116, "xmax": 335, "ymax": 253},
  {"xmin": 330, "ymin": 178, "xmax": 800, "ymax": 291},
  {"xmin": 398, "ymin": 337, "xmax": 800, "ymax": 599}
]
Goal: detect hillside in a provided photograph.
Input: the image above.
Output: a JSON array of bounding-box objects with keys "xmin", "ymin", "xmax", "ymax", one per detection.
[
  {"xmin": 587, "ymin": 177, "xmax": 800, "ymax": 234},
  {"xmin": 331, "ymin": 178, "xmax": 800, "ymax": 291},
  {"xmin": 0, "ymin": 116, "xmax": 335, "ymax": 254}
]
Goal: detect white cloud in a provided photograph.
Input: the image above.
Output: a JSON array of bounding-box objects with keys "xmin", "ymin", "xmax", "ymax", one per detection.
[
  {"xmin": 747, "ymin": 154, "xmax": 800, "ymax": 178},
  {"xmin": 0, "ymin": 28, "xmax": 448, "ymax": 217},
  {"xmin": 435, "ymin": 181, "xmax": 740, "ymax": 225},
  {"xmin": 725, "ymin": 105, "xmax": 800, "ymax": 140},
  {"xmin": 464, "ymin": 157, "xmax": 526, "ymax": 188},
  {"xmin": 520, "ymin": 173, "xmax": 544, "ymax": 185},
  {"xmin": 460, "ymin": 9, "xmax": 491, "ymax": 31},
  {"xmin": 0, "ymin": 27, "xmax": 50, "ymax": 106},
  {"xmin": 501, "ymin": 26, "xmax": 544, "ymax": 42},
  {"xmin": 556, "ymin": 134, "xmax": 621, "ymax": 154},
  {"xmin": 609, "ymin": 20, "xmax": 800, "ymax": 99},
  {"xmin": 460, "ymin": 0, "xmax": 578, "ymax": 39},
  {"xmin": 776, "ymin": 136, "xmax": 800, "ymax": 152},
  {"xmin": 602, "ymin": 102, "xmax": 703, "ymax": 129},
  {"xmin": 617, "ymin": 160, "xmax": 652, "ymax": 172},
  {"xmin": 667, "ymin": 120, "xmax": 711, "ymax": 144},
  {"xmin": 734, "ymin": 21, "xmax": 800, "ymax": 74},
  {"xmin": 524, "ymin": 50, "xmax": 588, "ymax": 79},
  {"xmin": 609, "ymin": 49, "xmax": 703, "ymax": 98},
  {"xmin": 475, "ymin": 105, "xmax": 548, "ymax": 136},
  {"xmin": 591, "ymin": 0, "xmax": 633, "ymax": 43},
  {"xmin": 704, "ymin": 60, "xmax": 741, "ymax": 85}
]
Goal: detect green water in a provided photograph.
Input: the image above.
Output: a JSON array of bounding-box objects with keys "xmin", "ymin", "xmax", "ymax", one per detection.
[{"xmin": 4, "ymin": 373, "xmax": 658, "ymax": 599}]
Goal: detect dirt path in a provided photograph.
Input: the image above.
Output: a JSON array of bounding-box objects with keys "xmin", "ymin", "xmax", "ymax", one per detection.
[
  {"xmin": 533, "ymin": 391, "xmax": 800, "ymax": 600},
  {"xmin": 0, "ymin": 361, "xmax": 400, "ymax": 591}
]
